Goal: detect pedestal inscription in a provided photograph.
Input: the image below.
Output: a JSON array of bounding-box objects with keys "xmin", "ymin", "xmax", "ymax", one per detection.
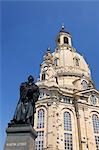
[{"xmin": 4, "ymin": 125, "xmax": 37, "ymax": 150}]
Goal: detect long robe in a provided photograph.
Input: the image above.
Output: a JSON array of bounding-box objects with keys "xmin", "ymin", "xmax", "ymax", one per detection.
[{"xmin": 13, "ymin": 82, "xmax": 39, "ymax": 126}]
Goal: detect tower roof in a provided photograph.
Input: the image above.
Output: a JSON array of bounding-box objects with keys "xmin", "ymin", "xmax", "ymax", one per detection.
[
  {"xmin": 46, "ymin": 46, "xmax": 51, "ymax": 53},
  {"xmin": 60, "ymin": 25, "xmax": 71, "ymax": 35}
]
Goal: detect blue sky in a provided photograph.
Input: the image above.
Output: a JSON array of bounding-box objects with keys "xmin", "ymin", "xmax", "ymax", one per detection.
[{"xmin": 1, "ymin": 1, "xmax": 99, "ymax": 149}]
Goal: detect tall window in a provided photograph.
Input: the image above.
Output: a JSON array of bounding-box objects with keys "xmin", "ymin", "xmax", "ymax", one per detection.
[
  {"xmin": 64, "ymin": 37, "xmax": 68, "ymax": 44},
  {"xmin": 64, "ymin": 133, "xmax": 73, "ymax": 150},
  {"xmin": 92, "ymin": 114, "xmax": 99, "ymax": 150},
  {"xmin": 35, "ymin": 131, "xmax": 44, "ymax": 150},
  {"xmin": 95, "ymin": 136, "xmax": 99, "ymax": 150},
  {"xmin": 64, "ymin": 112, "xmax": 73, "ymax": 150},
  {"xmin": 92, "ymin": 114, "xmax": 99, "ymax": 134},
  {"xmin": 73, "ymin": 57, "xmax": 79, "ymax": 67},
  {"xmin": 75, "ymin": 58, "xmax": 79, "ymax": 66},
  {"xmin": 55, "ymin": 77, "xmax": 58, "ymax": 84},
  {"xmin": 37, "ymin": 109, "xmax": 45, "ymax": 128},
  {"xmin": 64, "ymin": 112, "xmax": 72, "ymax": 131},
  {"xmin": 54, "ymin": 58, "xmax": 59, "ymax": 66},
  {"xmin": 41, "ymin": 73, "xmax": 45, "ymax": 80}
]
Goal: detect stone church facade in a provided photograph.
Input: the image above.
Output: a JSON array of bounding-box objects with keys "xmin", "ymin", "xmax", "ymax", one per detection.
[{"xmin": 34, "ymin": 26, "xmax": 99, "ymax": 150}]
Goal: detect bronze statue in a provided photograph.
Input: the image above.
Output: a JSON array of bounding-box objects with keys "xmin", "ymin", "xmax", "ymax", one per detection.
[{"xmin": 10, "ymin": 75, "xmax": 39, "ymax": 127}]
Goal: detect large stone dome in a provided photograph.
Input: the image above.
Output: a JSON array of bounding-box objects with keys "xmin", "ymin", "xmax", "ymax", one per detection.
[
  {"xmin": 53, "ymin": 47, "xmax": 91, "ymax": 79},
  {"xmin": 39, "ymin": 26, "xmax": 94, "ymax": 91}
]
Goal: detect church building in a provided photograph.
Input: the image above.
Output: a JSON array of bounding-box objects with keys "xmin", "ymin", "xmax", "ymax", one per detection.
[{"xmin": 34, "ymin": 26, "xmax": 99, "ymax": 150}]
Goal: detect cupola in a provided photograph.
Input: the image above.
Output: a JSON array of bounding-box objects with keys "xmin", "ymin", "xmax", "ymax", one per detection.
[{"xmin": 56, "ymin": 25, "xmax": 72, "ymax": 48}]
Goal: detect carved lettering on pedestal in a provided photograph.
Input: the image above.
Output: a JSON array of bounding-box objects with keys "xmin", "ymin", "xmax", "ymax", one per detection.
[{"xmin": 6, "ymin": 142, "xmax": 27, "ymax": 147}]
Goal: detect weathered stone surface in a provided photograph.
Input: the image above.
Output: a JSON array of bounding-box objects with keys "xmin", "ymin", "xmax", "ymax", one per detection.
[{"xmin": 4, "ymin": 124, "xmax": 37, "ymax": 150}]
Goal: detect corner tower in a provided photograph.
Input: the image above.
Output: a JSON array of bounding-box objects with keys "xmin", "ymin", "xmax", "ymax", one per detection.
[{"xmin": 34, "ymin": 26, "xmax": 99, "ymax": 150}]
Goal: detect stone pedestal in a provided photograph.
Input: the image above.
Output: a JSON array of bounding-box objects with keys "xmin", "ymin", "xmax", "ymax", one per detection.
[{"xmin": 4, "ymin": 124, "xmax": 37, "ymax": 150}]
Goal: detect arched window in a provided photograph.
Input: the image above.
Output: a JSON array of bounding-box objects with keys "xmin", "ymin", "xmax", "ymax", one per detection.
[
  {"xmin": 74, "ymin": 58, "xmax": 79, "ymax": 66},
  {"xmin": 64, "ymin": 112, "xmax": 73, "ymax": 150},
  {"xmin": 81, "ymin": 80, "xmax": 88, "ymax": 90},
  {"xmin": 41, "ymin": 73, "xmax": 45, "ymax": 80},
  {"xmin": 92, "ymin": 114, "xmax": 99, "ymax": 134},
  {"xmin": 64, "ymin": 37, "xmax": 68, "ymax": 44},
  {"xmin": 64, "ymin": 112, "xmax": 72, "ymax": 131},
  {"xmin": 92, "ymin": 114, "xmax": 99, "ymax": 150},
  {"xmin": 37, "ymin": 109, "xmax": 45, "ymax": 128},
  {"xmin": 75, "ymin": 58, "xmax": 79, "ymax": 66},
  {"xmin": 73, "ymin": 57, "xmax": 79, "ymax": 67},
  {"xmin": 54, "ymin": 58, "xmax": 59, "ymax": 66}
]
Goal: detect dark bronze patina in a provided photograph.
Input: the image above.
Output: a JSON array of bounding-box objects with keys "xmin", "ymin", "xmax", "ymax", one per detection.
[{"xmin": 10, "ymin": 75, "xmax": 39, "ymax": 127}]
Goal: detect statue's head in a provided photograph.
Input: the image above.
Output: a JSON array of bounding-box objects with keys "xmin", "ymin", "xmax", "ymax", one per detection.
[{"xmin": 28, "ymin": 75, "xmax": 34, "ymax": 83}]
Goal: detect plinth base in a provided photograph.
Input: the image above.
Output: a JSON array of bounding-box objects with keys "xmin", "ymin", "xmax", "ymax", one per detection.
[{"xmin": 4, "ymin": 124, "xmax": 37, "ymax": 150}]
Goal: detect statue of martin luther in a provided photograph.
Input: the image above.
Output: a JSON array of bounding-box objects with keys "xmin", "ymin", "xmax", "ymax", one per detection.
[{"xmin": 10, "ymin": 75, "xmax": 40, "ymax": 127}]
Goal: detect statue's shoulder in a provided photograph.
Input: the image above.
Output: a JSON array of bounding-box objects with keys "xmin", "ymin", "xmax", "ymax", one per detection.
[
  {"xmin": 32, "ymin": 83, "xmax": 39, "ymax": 90},
  {"xmin": 20, "ymin": 82, "xmax": 27, "ymax": 87}
]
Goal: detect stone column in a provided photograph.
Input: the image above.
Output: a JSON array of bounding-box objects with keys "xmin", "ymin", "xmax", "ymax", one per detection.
[
  {"xmin": 84, "ymin": 108, "xmax": 96, "ymax": 150},
  {"xmin": 76, "ymin": 104, "xmax": 88, "ymax": 150},
  {"xmin": 46, "ymin": 102, "xmax": 54, "ymax": 150},
  {"xmin": 4, "ymin": 124, "xmax": 37, "ymax": 150}
]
